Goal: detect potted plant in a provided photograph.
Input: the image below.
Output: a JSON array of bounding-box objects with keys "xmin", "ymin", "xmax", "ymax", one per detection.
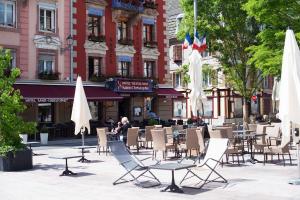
[
  {"xmin": 40, "ymin": 126, "xmax": 49, "ymax": 145},
  {"xmin": 0, "ymin": 50, "xmax": 36, "ymax": 171}
]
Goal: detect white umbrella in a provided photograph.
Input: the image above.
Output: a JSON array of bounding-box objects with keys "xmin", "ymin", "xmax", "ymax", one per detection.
[
  {"xmin": 71, "ymin": 76, "xmax": 92, "ymax": 146},
  {"xmin": 272, "ymin": 77, "xmax": 280, "ymax": 112},
  {"xmin": 188, "ymin": 50, "xmax": 207, "ymax": 116},
  {"xmin": 277, "ymin": 29, "xmax": 300, "ymax": 185}
]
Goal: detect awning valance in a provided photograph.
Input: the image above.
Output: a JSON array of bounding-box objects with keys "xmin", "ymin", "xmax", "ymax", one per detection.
[
  {"xmin": 155, "ymin": 88, "xmax": 184, "ymax": 98},
  {"xmin": 14, "ymin": 84, "xmax": 123, "ymax": 103}
]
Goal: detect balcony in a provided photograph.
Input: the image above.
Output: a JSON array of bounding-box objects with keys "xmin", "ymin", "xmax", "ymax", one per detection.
[
  {"xmin": 118, "ymin": 38, "xmax": 134, "ymax": 46},
  {"xmin": 112, "ymin": 0, "xmax": 144, "ymax": 13},
  {"xmin": 144, "ymin": 40, "xmax": 157, "ymax": 48},
  {"xmin": 38, "ymin": 71, "xmax": 60, "ymax": 80},
  {"xmin": 143, "ymin": 1, "xmax": 158, "ymax": 9},
  {"xmin": 89, "ymin": 74, "xmax": 107, "ymax": 82},
  {"xmin": 88, "ymin": 35, "xmax": 106, "ymax": 43}
]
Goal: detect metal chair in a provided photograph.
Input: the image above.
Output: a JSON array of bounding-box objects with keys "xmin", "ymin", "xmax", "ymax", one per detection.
[{"xmin": 108, "ymin": 141, "xmax": 161, "ymax": 187}]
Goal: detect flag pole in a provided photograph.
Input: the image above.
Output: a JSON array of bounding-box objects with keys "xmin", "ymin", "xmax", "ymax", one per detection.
[{"xmin": 194, "ymin": 0, "xmax": 197, "ymax": 37}]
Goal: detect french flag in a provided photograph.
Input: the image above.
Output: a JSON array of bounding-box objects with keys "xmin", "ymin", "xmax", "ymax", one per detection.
[
  {"xmin": 192, "ymin": 32, "xmax": 207, "ymax": 52},
  {"xmin": 182, "ymin": 33, "xmax": 192, "ymax": 49}
]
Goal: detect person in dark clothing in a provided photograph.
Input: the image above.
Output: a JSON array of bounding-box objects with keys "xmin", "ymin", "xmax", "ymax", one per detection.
[{"xmin": 120, "ymin": 117, "xmax": 131, "ymax": 144}]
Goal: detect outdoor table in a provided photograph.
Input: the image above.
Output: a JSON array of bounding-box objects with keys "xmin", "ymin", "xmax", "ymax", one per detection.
[
  {"xmin": 73, "ymin": 146, "xmax": 96, "ymax": 163},
  {"xmin": 49, "ymin": 155, "xmax": 82, "ymax": 176},
  {"xmin": 234, "ymin": 133, "xmax": 267, "ymax": 164},
  {"xmin": 22, "ymin": 141, "xmax": 40, "ymax": 156},
  {"xmin": 149, "ymin": 163, "xmax": 196, "ymax": 193}
]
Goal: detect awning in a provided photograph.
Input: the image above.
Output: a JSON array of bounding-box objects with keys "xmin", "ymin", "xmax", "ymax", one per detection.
[
  {"xmin": 14, "ymin": 84, "xmax": 123, "ymax": 103},
  {"xmin": 155, "ymin": 88, "xmax": 184, "ymax": 98}
]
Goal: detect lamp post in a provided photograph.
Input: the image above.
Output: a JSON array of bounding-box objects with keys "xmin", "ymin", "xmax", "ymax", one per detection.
[{"xmin": 60, "ymin": 34, "xmax": 74, "ymax": 82}]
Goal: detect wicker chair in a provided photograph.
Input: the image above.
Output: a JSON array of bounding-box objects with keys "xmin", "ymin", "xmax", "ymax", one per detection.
[
  {"xmin": 179, "ymin": 128, "xmax": 200, "ymax": 157},
  {"xmin": 97, "ymin": 128, "xmax": 109, "ymax": 155},
  {"xmin": 126, "ymin": 127, "xmax": 139, "ymax": 153},
  {"xmin": 151, "ymin": 129, "xmax": 176, "ymax": 160}
]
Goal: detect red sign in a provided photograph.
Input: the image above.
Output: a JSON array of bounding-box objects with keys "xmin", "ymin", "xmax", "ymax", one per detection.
[{"xmin": 115, "ymin": 79, "xmax": 153, "ymax": 92}]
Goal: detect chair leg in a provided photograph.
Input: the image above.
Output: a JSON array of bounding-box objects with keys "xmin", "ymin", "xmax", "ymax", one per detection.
[
  {"xmin": 288, "ymin": 153, "xmax": 292, "ymax": 165},
  {"xmin": 282, "ymin": 154, "xmax": 285, "ymax": 166}
]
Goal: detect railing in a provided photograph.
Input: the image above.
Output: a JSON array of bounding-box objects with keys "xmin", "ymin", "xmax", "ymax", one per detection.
[
  {"xmin": 89, "ymin": 74, "xmax": 107, "ymax": 82},
  {"xmin": 144, "ymin": 40, "xmax": 157, "ymax": 48},
  {"xmin": 143, "ymin": 1, "xmax": 158, "ymax": 9},
  {"xmin": 118, "ymin": 38, "xmax": 134, "ymax": 45},
  {"xmin": 88, "ymin": 35, "xmax": 106, "ymax": 43},
  {"xmin": 38, "ymin": 72, "xmax": 60, "ymax": 80}
]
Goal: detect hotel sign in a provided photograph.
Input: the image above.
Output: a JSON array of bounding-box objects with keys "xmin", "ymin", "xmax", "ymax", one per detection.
[{"xmin": 114, "ymin": 79, "xmax": 153, "ymax": 93}]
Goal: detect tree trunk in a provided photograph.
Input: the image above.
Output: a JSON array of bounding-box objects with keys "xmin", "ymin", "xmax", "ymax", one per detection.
[{"xmin": 243, "ymin": 97, "xmax": 250, "ymax": 124}]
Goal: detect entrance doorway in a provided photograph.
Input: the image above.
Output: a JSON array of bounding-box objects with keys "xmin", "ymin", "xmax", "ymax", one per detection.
[{"xmin": 119, "ymin": 98, "xmax": 130, "ymax": 120}]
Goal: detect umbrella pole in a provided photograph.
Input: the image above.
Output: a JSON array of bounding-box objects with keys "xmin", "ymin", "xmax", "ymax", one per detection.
[{"xmin": 81, "ymin": 127, "xmax": 85, "ymax": 146}]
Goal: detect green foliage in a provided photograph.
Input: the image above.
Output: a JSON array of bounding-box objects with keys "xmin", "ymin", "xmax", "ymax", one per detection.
[
  {"xmin": 176, "ymin": 64, "xmax": 190, "ymax": 85},
  {"xmin": 0, "ymin": 49, "xmax": 36, "ymax": 156},
  {"xmin": 40, "ymin": 125, "xmax": 49, "ymax": 133},
  {"xmin": 202, "ymin": 64, "xmax": 218, "ymax": 86},
  {"xmin": 148, "ymin": 118, "xmax": 159, "ymax": 126},
  {"xmin": 179, "ymin": 0, "xmax": 264, "ymax": 100},
  {"xmin": 244, "ymin": 0, "xmax": 300, "ymax": 77}
]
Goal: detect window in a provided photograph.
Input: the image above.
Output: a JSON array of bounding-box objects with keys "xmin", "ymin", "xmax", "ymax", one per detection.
[
  {"xmin": 144, "ymin": 61, "xmax": 155, "ymax": 78},
  {"xmin": 88, "ymin": 14, "xmax": 102, "ymax": 41},
  {"xmin": 0, "ymin": 0, "xmax": 16, "ymax": 27},
  {"xmin": 173, "ymin": 100, "xmax": 186, "ymax": 118},
  {"xmin": 201, "ymin": 50, "xmax": 210, "ymax": 58},
  {"xmin": 88, "ymin": 102, "xmax": 99, "ymax": 120},
  {"xmin": 117, "ymin": 21, "xmax": 128, "ymax": 41},
  {"xmin": 88, "ymin": 56, "xmax": 101, "ymax": 79},
  {"xmin": 263, "ymin": 76, "xmax": 270, "ymax": 89},
  {"xmin": 173, "ymin": 45, "xmax": 182, "ymax": 62},
  {"xmin": 175, "ymin": 14, "xmax": 184, "ymax": 34},
  {"xmin": 38, "ymin": 55, "xmax": 55, "ymax": 74},
  {"xmin": 143, "ymin": 24, "xmax": 154, "ymax": 42},
  {"xmin": 174, "ymin": 73, "xmax": 181, "ymax": 88},
  {"xmin": 117, "ymin": 61, "xmax": 130, "ymax": 77},
  {"xmin": 203, "ymin": 72, "xmax": 211, "ymax": 88},
  {"xmin": 39, "ymin": 6, "xmax": 55, "ymax": 32},
  {"xmin": 38, "ymin": 103, "xmax": 53, "ymax": 123}
]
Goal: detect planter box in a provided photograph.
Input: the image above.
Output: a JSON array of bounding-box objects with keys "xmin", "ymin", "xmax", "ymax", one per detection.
[{"xmin": 0, "ymin": 149, "xmax": 33, "ymax": 171}]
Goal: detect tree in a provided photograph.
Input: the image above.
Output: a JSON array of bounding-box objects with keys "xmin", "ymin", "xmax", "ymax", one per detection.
[
  {"xmin": 178, "ymin": 0, "xmax": 263, "ymax": 123},
  {"xmin": 244, "ymin": 0, "xmax": 300, "ymax": 77},
  {"xmin": 0, "ymin": 50, "xmax": 36, "ymax": 156}
]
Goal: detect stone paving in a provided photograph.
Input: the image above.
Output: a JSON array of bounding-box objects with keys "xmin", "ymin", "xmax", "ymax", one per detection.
[{"xmin": 0, "ymin": 145, "xmax": 300, "ymax": 200}]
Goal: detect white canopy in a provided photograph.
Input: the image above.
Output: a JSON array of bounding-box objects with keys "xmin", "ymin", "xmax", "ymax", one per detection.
[
  {"xmin": 71, "ymin": 76, "xmax": 92, "ymax": 135},
  {"xmin": 188, "ymin": 50, "xmax": 207, "ymax": 116},
  {"xmin": 278, "ymin": 29, "xmax": 300, "ymax": 146}
]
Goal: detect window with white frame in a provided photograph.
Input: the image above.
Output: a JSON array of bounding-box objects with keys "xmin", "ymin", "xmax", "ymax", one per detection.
[
  {"xmin": 174, "ymin": 73, "xmax": 181, "ymax": 88},
  {"xmin": 0, "ymin": 0, "xmax": 16, "ymax": 27},
  {"xmin": 39, "ymin": 4, "xmax": 56, "ymax": 32},
  {"xmin": 38, "ymin": 55, "xmax": 55, "ymax": 74},
  {"xmin": 144, "ymin": 60, "xmax": 155, "ymax": 78},
  {"xmin": 117, "ymin": 61, "xmax": 130, "ymax": 77}
]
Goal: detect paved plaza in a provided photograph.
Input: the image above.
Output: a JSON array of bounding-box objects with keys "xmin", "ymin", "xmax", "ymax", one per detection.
[{"xmin": 0, "ymin": 142, "xmax": 300, "ymax": 200}]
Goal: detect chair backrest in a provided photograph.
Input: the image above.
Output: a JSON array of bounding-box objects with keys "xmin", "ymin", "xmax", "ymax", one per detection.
[
  {"xmin": 202, "ymin": 138, "xmax": 228, "ymax": 168},
  {"xmin": 127, "ymin": 128, "xmax": 139, "ymax": 147},
  {"xmin": 173, "ymin": 125, "xmax": 183, "ymax": 131},
  {"xmin": 256, "ymin": 124, "xmax": 266, "ymax": 134},
  {"xmin": 145, "ymin": 126, "xmax": 154, "ymax": 141},
  {"xmin": 154, "ymin": 125, "xmax": 163, "ymax": 129},
  {"xmin": 196, "ymin": 128, "xmax": 205, "ymax": 153},
  {"xmin": 151, "ymin": 129, "xmax": 166, "ymax": 151},
  {"xmin": 186, "ymin": 128, "xmax": 199, "ymax": 149},
  {"xmin": 248, "ymin": 124, "xmax": 257, "ymax": 132},
  {"xmin": 209, "ymin": 129, "xmax": 226, "ymax": 138},
  {"xmin": 108, "ymin": 141, "xmax": 142, "ymax": 171},
  {"xmin": 164, "ymin": 127, "xmax": 173, "ymax": 144},
  {"xmin": 96, "ymin": 128, "xmax": 107, "ymax": 147},
  {"xmin": 266, "ymin": 126, "xmax": 280, "ymax": 138}
]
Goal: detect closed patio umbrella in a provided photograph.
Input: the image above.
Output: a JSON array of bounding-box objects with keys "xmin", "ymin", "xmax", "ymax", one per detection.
[
  {"xmin": 271, "ymin": 77, "xmax": 280, "ymax": 113},
  {"xmin": 71, "ymin": 76, "xmax": 92, "ymax": 146},
  {"xmin": 277, "ymin": 29, "xmax": 300, "ymax": 185},
  {"xmin": 188, "ymin": 50, "xmax": 207, "ymax": 116}
]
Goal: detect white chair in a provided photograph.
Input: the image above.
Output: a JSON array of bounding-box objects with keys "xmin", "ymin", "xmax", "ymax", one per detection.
[{"xmin": 180, "ymin": 138, "xmax": 229, "ymax": 189}]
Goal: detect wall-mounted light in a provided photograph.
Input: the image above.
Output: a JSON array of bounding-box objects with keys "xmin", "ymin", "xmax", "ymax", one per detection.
[{"xmin": 60, "ymin": 34, "xmax": 74, "ymax": 53}]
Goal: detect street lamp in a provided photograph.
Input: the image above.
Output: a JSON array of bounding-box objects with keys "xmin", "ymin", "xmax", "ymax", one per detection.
[{"xmin": 60, "ymin": 34, "xmax": 74, "ymax": 53}]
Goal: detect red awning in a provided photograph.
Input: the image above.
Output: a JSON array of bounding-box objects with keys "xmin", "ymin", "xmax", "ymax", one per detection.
[
  {"xmin": 14, "ymin": 84, "xmax": 123, "ymax": 103},
  {"xmin": 155, "ymin": 88, "xmax": 184, "ymax": 98}
]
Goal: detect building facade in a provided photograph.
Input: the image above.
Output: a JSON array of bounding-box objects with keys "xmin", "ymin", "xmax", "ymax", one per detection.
[{"xmin": 0, "ymin": 0, "xmax": 182, "ymax": 136}]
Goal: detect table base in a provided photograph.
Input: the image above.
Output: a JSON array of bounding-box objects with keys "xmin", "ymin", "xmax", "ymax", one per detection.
[
  {"xmin": 78, "ymin": 157, "xmax": 90, "ymax": 163},
  {"xmin": 161, "ymin": 170, "xmax": 184, "ymax": 193},
  {"xmin": 60, "ymin": 158, "xmax": 77, "ymax": 176}
]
